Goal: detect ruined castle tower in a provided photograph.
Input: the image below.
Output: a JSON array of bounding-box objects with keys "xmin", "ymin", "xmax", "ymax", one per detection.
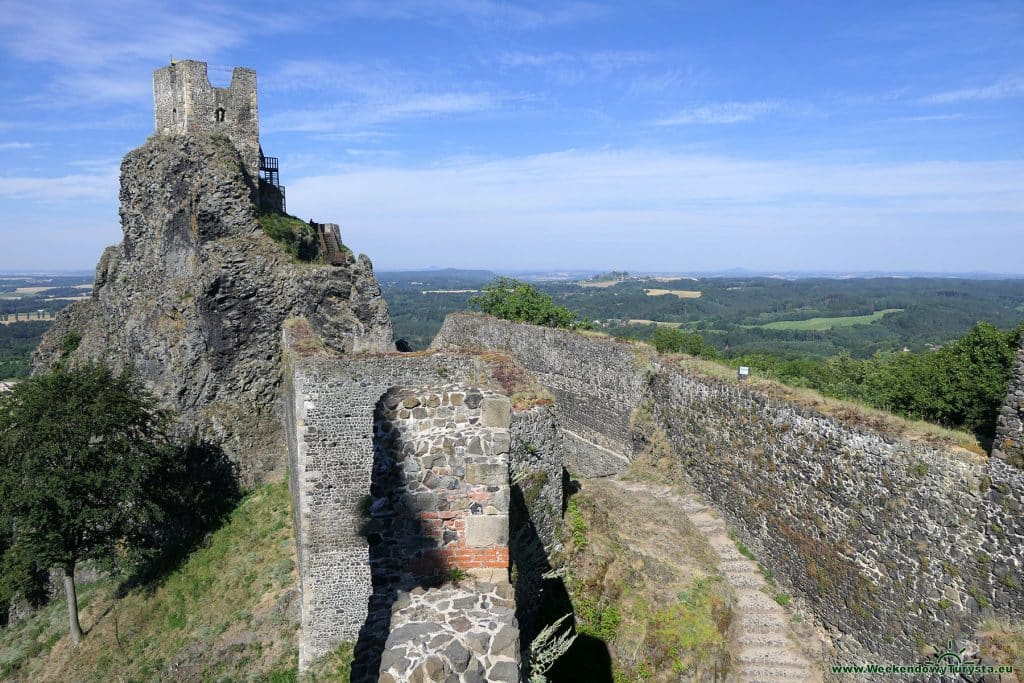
[{"xmin": 153, "ymin": 60, "xmax": 261, "ymax": 182}]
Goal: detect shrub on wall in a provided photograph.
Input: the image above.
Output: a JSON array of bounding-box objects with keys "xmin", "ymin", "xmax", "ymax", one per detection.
[{"xmin": 469, "ymin": 278, "xmax": 588, "ymax": 329}]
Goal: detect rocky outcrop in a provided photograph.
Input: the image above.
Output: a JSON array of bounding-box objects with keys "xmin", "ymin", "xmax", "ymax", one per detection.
[
  {"xmin": 33, "ymin": 133, "xmax": 392, "ymax": 481},
  {"xmin": 994, "ymin": 335, "xmax": 1024, "ymax": 466}
]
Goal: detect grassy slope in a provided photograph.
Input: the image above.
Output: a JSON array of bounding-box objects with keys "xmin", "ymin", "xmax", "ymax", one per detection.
[
  {"xmin": 556, "ymin": 477, "xmax": 733, "ymax": 682},
  {"xmin": 0, "ymin": 481, "xmax": 302, "ymax": 682}
]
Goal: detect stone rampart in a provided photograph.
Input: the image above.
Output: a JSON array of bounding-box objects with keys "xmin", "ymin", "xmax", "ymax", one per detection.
[
  {"xmin": 434, "ymin": 313, "xmax": 1024, "ymax": 662},
  {"xmin": 650, "ymin": 365, "xmax": 1024, "ymax": 661},
  {"xmin": 433, "ymin": 313, "xmax": 651, "ymax": 476}
]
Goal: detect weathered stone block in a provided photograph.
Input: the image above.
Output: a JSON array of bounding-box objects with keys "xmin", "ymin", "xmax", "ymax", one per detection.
[
  {"xmin": 480, "ymin": 396, "xmax": 512, "ymax": 428},
  {"xmin": 465, "ymin": 515, "xmax": 509, "ymax": 547},
  {"xmin": 465, "ymin": 462, "xmax": 506, "ymax": 486}
]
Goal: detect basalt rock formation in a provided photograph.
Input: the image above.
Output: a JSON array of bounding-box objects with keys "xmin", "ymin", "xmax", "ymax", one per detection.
[{"xmin": 33, "ymin": 133, "xmax": 392, "ymax": 481}]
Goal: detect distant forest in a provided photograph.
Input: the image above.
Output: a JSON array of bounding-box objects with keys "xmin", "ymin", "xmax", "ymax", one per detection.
[
  {"xmin": 380, "ymin": 270, "xmax": 1024, "ymax": 441},
  {"xmin": 380, "ymin": 270, "xmax": 1024, "ymax": 358}
]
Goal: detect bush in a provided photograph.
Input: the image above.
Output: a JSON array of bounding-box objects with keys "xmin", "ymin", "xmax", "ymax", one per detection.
[
  {"xmin": 469, "ymin": 278, "xmax": 587, "ymax": 329},
  {"xmin": 648, "ymin": 328, "xmax": 717, "ymax": 358}
]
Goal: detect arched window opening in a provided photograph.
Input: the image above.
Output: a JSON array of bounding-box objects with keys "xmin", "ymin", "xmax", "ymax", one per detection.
[{"xmin": 215, "ymin": 107, "xmax": 226, "ymax": 122}]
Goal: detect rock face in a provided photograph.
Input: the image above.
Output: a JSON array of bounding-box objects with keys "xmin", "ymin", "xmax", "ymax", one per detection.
[
  {"xmin": 32, "ymin": 133, "xmax": 393, "ymax": 481},
  {"xmin": 994, "ymin": 335, "xmax": 1024, "ymax": 466}
]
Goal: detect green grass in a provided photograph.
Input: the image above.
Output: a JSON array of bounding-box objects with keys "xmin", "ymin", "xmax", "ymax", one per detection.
[
  {"xmin": 759, "ymin": 308, "xmax": 904, "ymax": 331},
  {"xmin": 0, "ymin": 480, "xmax": 299, "ymax": 682},
  {"xmin": 567, "ymin": 497, "xmax": 588, "ymax": 550},
  {"xmin": 759, "ymin": 309, "xmax": 903, "ymax": 331},
  {"xmin": 259, "ymin": 212, "xmax": 322, "ymax": 263}
]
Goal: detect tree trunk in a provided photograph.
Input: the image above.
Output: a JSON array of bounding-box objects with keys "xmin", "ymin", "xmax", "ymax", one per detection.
[{"xmin": 63, "ymin": 566, "xmax": 82, "ymax": 646}]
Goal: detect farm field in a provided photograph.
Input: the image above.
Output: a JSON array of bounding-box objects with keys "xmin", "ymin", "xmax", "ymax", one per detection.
[
  {"xmin": 759, "ymin": 309, "xmax": 903, "ymax": 331},
  {"xmin": 644, "ymin": 288, "xmax": 702, "ymax": 298}
]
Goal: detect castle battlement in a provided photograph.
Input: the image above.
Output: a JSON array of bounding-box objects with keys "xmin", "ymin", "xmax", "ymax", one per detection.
[{"xmin": 153, "ymin": 60, "xmax": 261, "ymax": 183}]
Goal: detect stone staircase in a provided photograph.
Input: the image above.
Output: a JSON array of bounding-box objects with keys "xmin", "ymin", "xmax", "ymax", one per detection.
[{"xmin": 613, "ymin": 479, "xmax": 823, "ymax": 683}]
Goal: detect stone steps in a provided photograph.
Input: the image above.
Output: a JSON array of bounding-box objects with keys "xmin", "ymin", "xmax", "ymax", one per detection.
[{"xmin": 606, "ymin": 478, "xmax": 823, "ymax": 683}]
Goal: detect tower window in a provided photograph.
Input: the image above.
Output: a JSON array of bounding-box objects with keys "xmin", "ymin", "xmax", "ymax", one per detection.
[{"xmin": 215, "ymin": 107, "xmax": 226, "ymax": 122}]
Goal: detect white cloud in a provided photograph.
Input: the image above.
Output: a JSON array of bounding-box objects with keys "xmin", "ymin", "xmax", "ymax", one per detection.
[
  {"xmin": 0, "ymin": 170, "xmax": 117, "ymax": 201},
  {"xmin": 654, "ymin": 101, "xmax": 783, "ymax": 126},
  {"xmin": 331, "ymin": 0, "xmax": 605, "ymax": 29},
  {"xmin": 0, "ymin": 142, "xmax": 34, "ymax": 150},
  {"xmin": 0, "ymin": 0, "xmax": 289, "ymax": 105},
  {"xmin": 284, "ymin": 149, "xmax": 1024, "ymax": 271},
  {"xmin": 264, "ymin": 92, "xmax": 503, "ymax": 133},
  {"xmin": 920, "ymin": 76, "xmax": 1024, "ymax": 104}
]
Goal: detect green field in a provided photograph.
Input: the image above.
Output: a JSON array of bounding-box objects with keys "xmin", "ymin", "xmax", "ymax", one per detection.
[{"xmin": 759, "ymin": 309, "xmax": 903, "ymax": 331}]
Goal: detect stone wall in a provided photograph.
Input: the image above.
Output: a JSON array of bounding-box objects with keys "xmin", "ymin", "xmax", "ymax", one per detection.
[
  {"xmin": 651, "ymin": 365, "xmax": 1024, "ymax": 661},
  {"xmin": 282, "ymin": 339, "xmax": 482, "ymax": 671},
  {"xmin": 372, "ymin": 385, "xmax": 512, "ymax": 580},
  {"xmin": 380, "ymin": 581, "xmax": 520, "ymax": 683},
  {"xmin": 995, "ymin": 336, "xmax": 1024, "ymax": 467},
  {"xmin": 509, "ymin": 404, "xmax": 565, "ymax": 640},
  {"xmin": 510, "ymin": 404, "xmax": 564, "ymax": 551},
  {"xmin": 434, "ymin": 313, "xmax": 1024, "ymax": 662},
  {"xmin": 434, "ymin": 313, "xmax": 652, "ymax": 477}
]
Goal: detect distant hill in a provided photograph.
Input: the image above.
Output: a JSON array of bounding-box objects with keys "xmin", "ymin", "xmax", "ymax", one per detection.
[{"xmin": 376, "ymin": 268, "xmax": 498, "ymax": 288}]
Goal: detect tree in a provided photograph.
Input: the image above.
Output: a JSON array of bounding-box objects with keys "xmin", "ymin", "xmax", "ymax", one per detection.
[
  {"xmin": 469, "ymin": 278, "xmax": 585, "ymax": 329},
  {"xmin": 0, "ymin": 362, "xmax": 177, "ymax": 644},
  {"xmin": 649, "ymin": 327, "xmax": 718, "ymax": 358}
]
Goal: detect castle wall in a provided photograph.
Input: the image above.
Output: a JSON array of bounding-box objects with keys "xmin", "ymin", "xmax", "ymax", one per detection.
[
  {"xmin": 153, "ymin": 60, "xmax": 260, "ymax": 183},
  {"xmin": 434, "ymin": 313, "xmax": 1024, "ymax": 663},
  {"xmin": 373, "ymin": 385, "xmax": 512, "ymax": 579},
  {"xmin": 433, "ymin": 314, "xmax": 649, "ymax": 477},
  {"xmin": 283, "ymin": 344, "xmax": 478, "ymax": 669},
  {"xmin": 508, "ymin": 404, "xmax": 564, "ymax": 639},
  {"xmin": 995, "ymin": 336, "xmax": 1024, "ymax": 467},
  {"xmin": 510, "ymin": 404, "xmax": 564, "ymax": 551}
]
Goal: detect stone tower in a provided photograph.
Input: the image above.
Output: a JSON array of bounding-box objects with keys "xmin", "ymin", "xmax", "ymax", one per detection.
[{"xmin": 153, "ymin": 60, "xmax": 260, "ymax": 183}]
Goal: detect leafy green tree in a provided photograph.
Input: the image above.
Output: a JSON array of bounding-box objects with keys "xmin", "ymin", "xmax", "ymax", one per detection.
[
  {"xmin": 0, "ymin": 363, "xmax": 178, "ymax": 644},
  {"xmin": 469, "ymin": 278, "xmax": 585, "ymax": 329},
  {"xmin": 649, "ymin": 327, "xmax": 718, "ymax": 358}
]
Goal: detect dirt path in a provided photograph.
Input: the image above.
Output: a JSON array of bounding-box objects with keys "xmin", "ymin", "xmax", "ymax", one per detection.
[{"xmin": 611, "ymin": 478, "xmax": 824, "ymax": 683}]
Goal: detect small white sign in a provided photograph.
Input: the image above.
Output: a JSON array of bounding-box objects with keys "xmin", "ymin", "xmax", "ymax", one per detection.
[{"xmin": 738, "ymin": 366, "xmax": 750, "ymax": 380}]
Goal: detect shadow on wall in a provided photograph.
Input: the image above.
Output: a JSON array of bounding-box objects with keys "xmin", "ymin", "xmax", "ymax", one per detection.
[
  {"xmin": 511, "ymin": 472, "xmax": 612, "ymax": 683},
  {"xmin": 351, "ymin": 394, "xmax": 442, "ymax": 682}
]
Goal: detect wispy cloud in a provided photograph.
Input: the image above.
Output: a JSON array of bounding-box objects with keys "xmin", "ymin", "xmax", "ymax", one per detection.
[
  {"xmin": 286, "ymin": 149, "xmax": 1024, "ymax": 271},
  {"xmin": 920, "ymin": 76, "xmax": 1024, "ymax": 104},
  {"xmin": 0, "ymin": 0, "xmax": 290, "ymax": 105},
  {"xmin": 265, "ymin": 92, "xmax": 503, "ymax": 133},
  {"xmin": 0, "ymin": 142, "xmax": 35, "ymax": 150},
  {"xmin": 891, "ymin": 113, "xmax": 966, "ymax": 123},
  {"xmin": 497, "ymin": 49, "xmax": 655, "ymax": 86},
  {"xmin": 262, "ymin": 58, "xmax": 510, "ymax": 133},
  {"xmin": 331, "ymin": 0, "xmax": 606, "ymax": 29},
  {"xmin": 0, "ymin": 170, "xmax": 117, "ymax": 201},
  {"xmin": 654, "ymin": 100, "xmax": 783, "ymax": 126}
]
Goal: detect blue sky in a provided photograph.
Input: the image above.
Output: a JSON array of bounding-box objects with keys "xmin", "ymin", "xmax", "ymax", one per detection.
[{"xmin": 0, "ymin": 1, "xmax": 1021, "ymax": 273}]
